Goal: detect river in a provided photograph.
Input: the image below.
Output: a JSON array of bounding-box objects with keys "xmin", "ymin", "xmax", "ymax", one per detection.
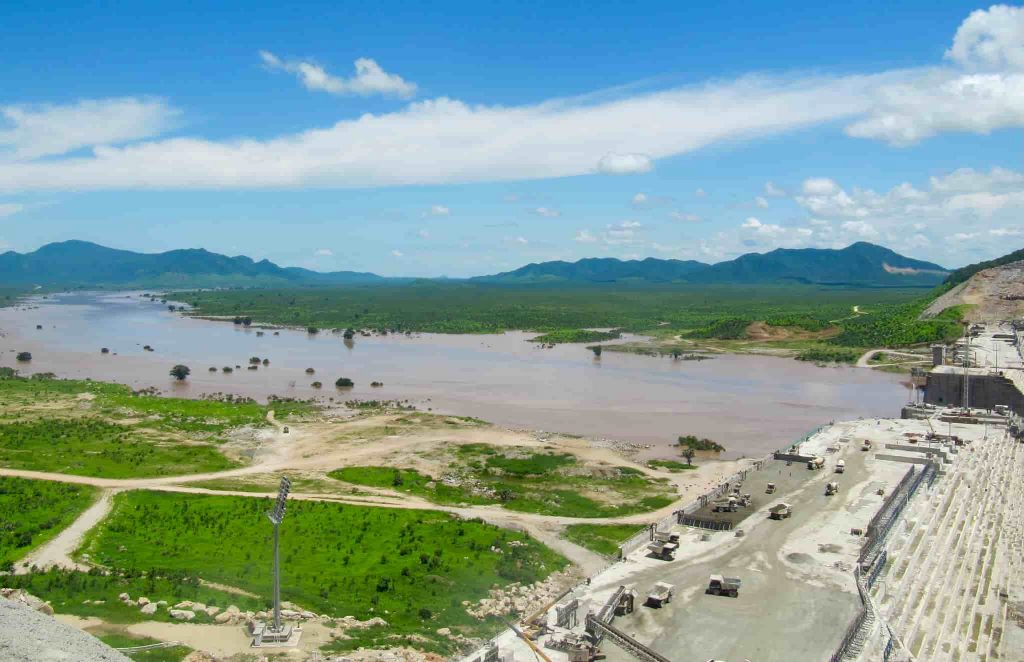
[{"xmin": 0, "ymin": 292, "xmax": 910, "ymax": 459}]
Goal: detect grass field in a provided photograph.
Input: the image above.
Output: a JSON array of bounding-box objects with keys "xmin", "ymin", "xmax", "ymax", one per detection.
[
  {"xmin": 330, "ymin": 444, "xmax": 676, "ymax": 518},
  {"xmin": 0, "ymin": 374, "xmax": 314, "ymax": 478},
  {"xmin": 77, "ymin": 490, "xmax": 567, "ymax": 653},
  {"xmin": 647, "ymin": 460, "xmax": 696, "ymax": 472},
  {"xmin": 95, "ymin": 634, "xmax": 192, "ymax": 662},
  {"xmin": 562, "ymin": 524, "xmax": 646, "ymax": 557},
  {"xmin": 0, "ymin": 477, "xmax": 97, "ymax": 570}
]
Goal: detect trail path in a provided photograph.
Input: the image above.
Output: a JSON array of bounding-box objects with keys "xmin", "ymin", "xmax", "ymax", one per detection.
[
  {"xmin": 856, "ymin": 348, "xmax": 928, "ymax": 368},
  {"xmin": 15, "ymin": 488, "xmax": 117, "ymax": 574}
]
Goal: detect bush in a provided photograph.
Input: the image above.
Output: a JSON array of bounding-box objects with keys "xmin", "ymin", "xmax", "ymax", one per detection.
[
  {"xmin": 335, "ymin": 377, "xmax": 354, "ymax": 388},
  {"xmin": 15, "ymin": 352, "xmax": 31, "ymax": 362},
  {"xmin": 677, "ymin": 435, "xmax": 724, "ymax": 452}
]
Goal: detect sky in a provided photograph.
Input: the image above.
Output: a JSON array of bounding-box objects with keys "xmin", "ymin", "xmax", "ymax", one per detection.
[{"xmin": 1, "ymin": 1, "xmax": 1023, "ymax": 277}]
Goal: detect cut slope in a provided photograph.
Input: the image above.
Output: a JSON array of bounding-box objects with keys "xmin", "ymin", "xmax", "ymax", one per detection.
[{"xmin": 923, "ymin": 260, "xmax": 1024, "ymax": 322}]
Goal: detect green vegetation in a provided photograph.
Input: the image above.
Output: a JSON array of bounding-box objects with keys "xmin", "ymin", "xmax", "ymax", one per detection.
[
  {"xmin": 827, "ymin": 300, "xmax": 965, "ymax": 347},
  {"xmin": 76, "ymin": 491, "xmax": 566, "ymax": 653},
  {"xmin": 677, "ymin": 435, "xmax": 725, "ymax": 452},
  {"xmin": 95, "ymin": 634, "xmax": 192, "ymax": 661},
  {"xmin": 175, "ymin": 283, "xmax": 921, "ymax": 336},
  {"xmin": 4, "ymin": 567, "xmax": 264, "ymax": 624},
  {"xmin": 530, "ymin": 329, "xmax": 621, "ymax": 344},
  {"xmin": 562, "ymin": 524, "xmax": 645, "ymax": 557},
  {"xmin": 330, "ymin": 445, "xmax": 675, "ymax": 518},
  {"xmin": 0, "ymin": 418, "xmax": 237, "ymax": 478},
  {"xmin": 795, "ymin": 346, "xmax": 862, "ymax": 363},
  {"xmin": 943, "ymin": 247, "xmax": 1024, "ymax": 288},
  {"xmin": 683, "ymin": 317, "xmax": 751, "ymax": 340},
  {"xmin": 0, "ymin": 477, "xmax": 97, "ymax": 570},
  {"xmin": 647, "ymin": 459, "xmax": 697, "ymax": 472}
]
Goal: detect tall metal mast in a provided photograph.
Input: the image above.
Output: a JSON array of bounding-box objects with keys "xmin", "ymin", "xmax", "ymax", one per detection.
[
  {"xmin": 267, "ymin": 476, "xmax": 291, "ymax": 634},
  {"xmin": 962, "ymin": 324, "xmax": 971, "ymax": 411}
]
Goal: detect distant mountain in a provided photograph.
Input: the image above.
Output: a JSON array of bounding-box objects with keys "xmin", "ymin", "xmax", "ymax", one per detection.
[
  {"xmin": 477, "ymin": 243, "xmax": 948, "ymax": 287},
  {"xmin": 0, "ymin": 240, "xmax": 386, "ymax": 287},
  {"xmin": 474, "ymin": 257, "xmax": 710, "ymax": 283}
]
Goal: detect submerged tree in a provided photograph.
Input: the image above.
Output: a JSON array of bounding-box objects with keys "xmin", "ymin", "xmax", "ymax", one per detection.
[
  {"xmin": 15, "ymin": 352, "xmax": 31, "ymax": 362},
  {"xmin": 169, "ymin": 364, "xmax": 191, "ymax": 381},
  {"xmin": 335, "ymin": 377, "xmax": 354, "ymax": 388},
  {"xmin": 681, "ymin": 447, "xmax": 696, "ymax": 467}
]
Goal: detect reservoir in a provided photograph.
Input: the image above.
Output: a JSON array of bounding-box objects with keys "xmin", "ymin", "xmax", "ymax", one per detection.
[{"xmin": 0, "ymin": 292, "xmax": 910, "ymax": 459}]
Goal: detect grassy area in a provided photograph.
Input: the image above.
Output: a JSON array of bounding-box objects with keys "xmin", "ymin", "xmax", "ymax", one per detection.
[
  {"xmin": 175, "ymin": 283, "xmax": 923, "ymax": 336},
  {"xmin": 529, "ymin": 329, "xmax": 621, "ymax": 344},
  {"xmin": 4, "ymin": 568, "xmax": 265, "ymax": 624},
  {"xmin": 330, "ymin": 444, "xmax": 676, "ymax": 518},
  {"xmin": 0, "ymin": 374, "xmax": 316, "ymax": 478},
  {"xmin": 562, "ymin": 524, "xmax": 646, "ymax": 557},
  {"xmin": 0, "ymin": 419, "xmax": 238, "ymax": 477},
  {"xmin": 647, "ymin": 459, "xmax": 697, "ymax": 472},
  {"xmin": 795, "ymin": 346, "xmax": 863, "ymax": 363},
  {"xmin": 0, "ymin": 477, "xmax": 97, "ymax": 570},
  {"xmin": 95, "ymin": 633, "xmax": 192, "ymax": 661},
  {"xmin": 77, "ymin": 491, "xmax": 567, "ymax": 653}
]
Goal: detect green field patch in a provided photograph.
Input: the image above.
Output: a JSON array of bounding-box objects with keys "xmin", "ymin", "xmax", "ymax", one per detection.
[
  {"xmin": 331, "ymin": 446, "xmax": 676, "ymax": 518},
  {"xmin": 647, "ymin": 460, "xmax": 697, "ymax": 472},
  {"xmin": 0, "ymin": 418, "xmax": 238, "ymax": 478},
  {"xmin": 795, "ymin": 346, "xmax": 862, "ymax": 364},
  {"xmin": 95, "ymin": 633, "xmax": 193, "ymax": 661},
  {"xmin": 562, "ymin": 524, "xmax": 646, "ymax": 557},
  {"xmin": 0, "ymin": 477, "xmax": 97, "ymax": 570},
  {"xmin": 77, "ymin": 491, "xmax": 566, "ymax": 653},
  {"xmin": 529, "ymin": 329, "xmax": 621, "ymax": 344}
]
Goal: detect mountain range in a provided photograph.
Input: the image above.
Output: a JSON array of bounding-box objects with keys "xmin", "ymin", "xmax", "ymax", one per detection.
[{"xmin": 0, "ymin": 240, "xmax": 949, "ymax": 288}]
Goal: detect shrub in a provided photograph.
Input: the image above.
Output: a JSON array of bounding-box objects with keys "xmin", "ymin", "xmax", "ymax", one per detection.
[{"xmin": 335, "ymin": 377, "xmax": 354, "ymax": 388}]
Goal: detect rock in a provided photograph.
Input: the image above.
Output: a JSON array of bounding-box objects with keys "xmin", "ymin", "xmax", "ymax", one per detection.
[
  {"xmin": 137, "ymin": 597, "xmax": 150, "ymax": 606},
  {"xmin": 169, "ymin": 609, "xmax": 196, "ymax": 621},
  {"xmin": 173, "ymin": 601, "xmax": 194, "ymax": 609},
  {"xmin": 183, "ymin": 653, "xmax": 219, "ymax": 662},
  {"xmin": 140, "ymin": 603, "xmax": 158, "ymax": 615},
  {"xmin": 191, "ymin": 602, "xmax": 207, "ymax": 613},
  {"xmin": 226, "ymin": 604, "xmax": 240, "ymax": 615},
  {"xmin": 214, "ymin": 612, "xmax": 233, "ymax": 624},
  {"xmin": 156, "ymin": 600, "xmax": 167, "ymax": 607},
  {"xmin": 117, "ymin": 592, "xmax": 131, "ymax": 602},
  {"xmin": 436, "ymin": 627, "xmax": 451, "ymax": 636},
  {"xmin": 205, "ymin": 606, "xmax": 220, "ymax": 617},
  {"xmin": 300, "ymin": 610, "xmax": 316, "ymax": 620},
  {"xmin": 37, "ymin": 602, "xmax": 54, "ymax": 616}
]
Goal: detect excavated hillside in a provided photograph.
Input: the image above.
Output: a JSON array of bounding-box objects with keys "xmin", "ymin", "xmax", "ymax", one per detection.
[{"xmin": 923, "ymin": 260, "xmax": 1024, "ymax": 322}]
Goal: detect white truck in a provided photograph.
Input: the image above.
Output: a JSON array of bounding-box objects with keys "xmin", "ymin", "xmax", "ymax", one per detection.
[
  {"xmin": 835, "ymin": 459, "xmax": 846, "ymax": 474},
  {"xmin": 645, "ymin": 582, "xmax": 674, "ymax": 608},
  {"xmin": 647, "ymin": 540, "xmax": 679, "ymax": 560},
  {"xmin": 807, "ymin": 456, "xmax": 825, "ymax": 470}
]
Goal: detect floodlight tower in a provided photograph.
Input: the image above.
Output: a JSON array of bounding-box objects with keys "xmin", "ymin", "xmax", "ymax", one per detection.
[{"xmin": 267, "ymin": 476, "xmax": 291, "ymax": 634}]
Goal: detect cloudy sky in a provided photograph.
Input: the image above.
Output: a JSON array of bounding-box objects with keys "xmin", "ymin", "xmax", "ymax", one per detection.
[{"xmin": 1, "ymin": 2, "xmax": 1023, "ymax": 276}]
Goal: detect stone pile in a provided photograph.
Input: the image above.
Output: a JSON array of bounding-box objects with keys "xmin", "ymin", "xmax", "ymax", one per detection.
[
  {"xmin": 0, "ymin": 588, "xmax": 54, "ymax": 615},
  {"xmin": 465, "ymin": 568, "xmax": 574, "ymax": 619}
]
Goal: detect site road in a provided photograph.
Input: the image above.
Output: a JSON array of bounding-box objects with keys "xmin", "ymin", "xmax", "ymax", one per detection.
[{"xmin": 600, "ymin": 449, "xmax": 876, "ymax": 662}]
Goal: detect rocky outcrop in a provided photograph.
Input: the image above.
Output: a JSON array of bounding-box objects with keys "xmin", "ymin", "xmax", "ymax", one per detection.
[
  {"xmin": 465, "ymin": 568, "xmax": 575, "ymax": 619},
  {"xmin": 0, "ymin": 588, "xmax": 54, "ymax": 616}
]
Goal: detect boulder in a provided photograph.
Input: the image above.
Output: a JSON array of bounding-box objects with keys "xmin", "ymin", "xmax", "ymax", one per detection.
[
  {"xmin": 173, "ymin": 601, "xmax": 194, "ymax": 609},
  {"xmin": 192, "ymin": 602, "xmax": 207, "ymax": 613},
  {"xmin": 117, "ymin": 592, "xmax": 131, "ymax": 602},
  {"xmin": 169, "ymin": 609, "xmax": 196, "ymax": 621},
  {"xmin": 137, "ymin": 597, "xmax": 150, "ymax": 606},
  {"xmin": 436, "ymin": 627, "xmax": 451, "ymax": 636},
  {"xmin": 226, "ymin": 605, "xmax": 240, "ymax": 615},
  {"xmin": 156, "ymin": 600, "xmax": 168, "ymax": 607},
  {"xmin": 37, "ymin": 602, "xmax": 54, "ymax": 616},
  {"xmin": 214, "ymin": 612, "xmax": 234, "ymax": 624},
  {"xmin": 205, "ymin": 606, "xmax": 220, "ymax": 617},
  {"xmin": 140, "ymin": 603, "xmax": 158, "ymax": 615}
]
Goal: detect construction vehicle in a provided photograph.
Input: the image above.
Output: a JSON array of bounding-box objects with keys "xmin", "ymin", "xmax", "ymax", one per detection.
[
  {"xmin": 652, "ymin": 530, "xmax": 680, "ymax": 544},
  {"xmin": 825, "ymin": 481, "xmax": 839, "ymax": 496},
  {"xmin": 861, "ymin": 439, "xmax": 872, "ymax": 451},
  {"xmin": 706, "ymin": 574, "xmax": 741, "ymax": 598},
  {"xmin": 645, "ymin": 582, "xmax": 674, "ymax": 608},
  {"xmin": 712, "ymin": 497, "xmax": 739, "ymax": 512},
  {"xmin": 807, "ymin": 456, "xmax": 825, "ymax": 470},
  {"xmin": 835, "ymin": 460, "xmax": 845, "ymax": 474},
  {"xmin": 647, "ymin": 540, "xmax": 678, "ymax": 560},
  {"xmin": 765, "ymin": 482, "xmax": 776, "ymax": 494},
  {"xmin": 614, "ymin": 588, "xmax": 636, "ymax": 616},
  {"xmin": 769, "ymin": 503, "xmax": 792, "ymax": 520}
]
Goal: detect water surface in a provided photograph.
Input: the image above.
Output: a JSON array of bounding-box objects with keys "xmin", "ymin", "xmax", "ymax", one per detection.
[{"xmin": 0, "ymin": 293, "xmax": 910, "ymax": 458}]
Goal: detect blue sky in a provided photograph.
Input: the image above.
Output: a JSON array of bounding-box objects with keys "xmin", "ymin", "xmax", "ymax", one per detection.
[{"xmin": 1, "ymin": 1, "xmax": 1023, "ymax": 276}]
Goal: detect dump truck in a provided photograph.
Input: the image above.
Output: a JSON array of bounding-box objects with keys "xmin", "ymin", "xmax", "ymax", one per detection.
[
  {"xmin": 653, "ymin": 531, "xmax": 680, "ymax": 544},
  {"xmin": 765, "ymin": 482, "xmax": 776, "ymax": 494},
  {"xmin": 835, "ymin": 460, "xmax": 845, "ymax": 474},
  {"xmin": 807, "ymin": 456, "xmax": 825, "ymax": 470},
  {"xmin": 712, "ymin": 498, "xmax": 739, "ymax": 513},
  {"xmin": 861, "ymin": 440, "xmax": 872, "ymax": 451},
  {"xmin": 769, "ymin": 503, "xmax": 792, "ymax": 520},
  {"xmin": 706, "ymin": 574, "xmax": 741, "ymax": 598},
  {"xmin": 645, "ymin": 582, "xmax": 674, "ymax": 608},
  {"xmin": 647, "ymin": 540, "xmax": 679, "ymax": 560},
  {"xmin": 825, "ymin": 481, "xmax": 839, "ymax": 496}
]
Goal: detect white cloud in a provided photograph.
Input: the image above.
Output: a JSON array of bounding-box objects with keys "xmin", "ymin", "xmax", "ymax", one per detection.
[
  {"xmin": 990, "ymin": 226, "xmax": 1022, "ymax": 237},
  {"xmin": 0, "ymin": 98, "xmax": 179, "ymax": 161},
  {"xmin": 574, "ymin": 229, "xmax": 597, "ymax": 243},
  {"xmin": 742, "ymin": 217, "xmax": 762, "ymax": 229},
  {"xmin": 533, "ymin": 206, "xmax": 560, "ymax": 217},
  {"xmin": 694, "ymin": 188, "xmax": 707, "ymax": 197},
  {"xmin": 741, "ymin": 216, "xmax": 786, "ymax": 236},
  {"xmin": 764, "ymin": 181, "xmax": 786, "ymax": 197},
  {"xmin": 614, "ymin": 220, "xmax": 642, "ymax": 229},
  {"xmin": 670, "ymin": 210, "xmax": 700, "ymax": 222},
  {"xmin": 951, "ymin": 232, "xmax": 979, "ymax": 241},
  {"xmin": 260, "ymin": 51, "xmax": 417, "ymax": 99},
  {"xmin": 314, "ymin": 248, "xmax": 333, "ymax": 256},
  {"xmin": 755, "ymin": 195, "xmax": 769, "ymax": 208},
  {"xmin": 0, "ymin": 203, "xmax": 25, "ymax": 218},
  {"xmin": 802, "ymin": 177, "xmax": 840, "ymax": 196},
  {"xmin": 505, "ymin": 235, "xmax": 529, "ymax": 245},
  {"xmin": 597, "ymin": 153, "xmax": 652, "ymax": 175},
  {"xmin": 841, "ymin": 220, "xmax": 879, "ymax": 238},
  {"xmin": 416, "ymin": 229, "xmax": 430, "ymax": 238},
  {"xmin": 946, "ymin": 5, "xmax": 1024, "ymax": 71},
  {"xmin": 391, "ymin": 249, "xmax": 404, "ymax": 257},
  {"xmin": 632, "ymin": 192, "xmax": 648, "ymax": 206},
  {"xmin": 651, "ymin": 242, "xmax": 680, "ymax": 253},
  {"xmin": 428, "ymin": 204, "xmax": 450, "ymax": 216}
]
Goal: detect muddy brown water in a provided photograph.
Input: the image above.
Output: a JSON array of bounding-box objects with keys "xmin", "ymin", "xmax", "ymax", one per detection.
[{"xmin": 0, "ymin": 292, "xmax": 910, "ymax": 459}]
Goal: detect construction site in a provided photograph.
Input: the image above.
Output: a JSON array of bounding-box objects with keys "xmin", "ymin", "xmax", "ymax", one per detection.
[{"xmin": 463, "ymin": 320, "xmax": 1024, "ymax": 662}]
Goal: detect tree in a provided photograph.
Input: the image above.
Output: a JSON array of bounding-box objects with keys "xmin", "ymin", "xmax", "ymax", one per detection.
[
  {"xmin": 590, "ymin": 346, "xmax": 602, "ymax": 357},
  {"xmin": 343, "ymin": 328, "xmax": 355, "ymax": 340},
  {"xmin": 335, "ymin": 377, "xmax": 354, "ymax": 388},
  {"xmin": 681, "ymin": 447, "xmax": 696, "ymax": 467},
  {"xmin": 15, "ymin": 352, "xmax": 31, "ymax": 362},
  {"xmin": 307, "ymin": 327, "xmax": 319, "ymax": 335},
  {"xmin": 169, "ymin": 364, "xmax": 191, "ymax": 381}
]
